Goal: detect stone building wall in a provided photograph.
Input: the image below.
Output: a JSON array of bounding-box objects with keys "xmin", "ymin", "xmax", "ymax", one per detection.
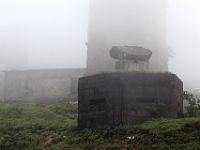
[
  {"xmin": 2, "ymin": 68, "xmax": 85, "ymax": 102},
  {"xmin": 78, "ymin": 72, "xmax": 183, "ymax": 128},
  {"xmin": 0, "ymin": 72, "xmax": 5, "ymax": 102}
]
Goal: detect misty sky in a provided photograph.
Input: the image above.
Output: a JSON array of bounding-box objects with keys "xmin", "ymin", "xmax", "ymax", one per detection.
[
  {"xmin": 0, "ymin": 0, "xmax": 200, "ymax": 89},
  {"xmin": 167, "ymin": 0, "xmax": 200, "ymax": 89},
  {"xmin": 0, "ymin": 0, "xmax": 88, "ymax": 69}
]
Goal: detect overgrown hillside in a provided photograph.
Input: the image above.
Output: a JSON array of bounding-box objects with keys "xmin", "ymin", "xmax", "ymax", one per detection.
[
  {"xmin": 0, "ymin": 102, "xmax": 200, "ymax": 150},
  {"xmin": 0, "ymin": 103, "xmax": 77, "ymax": 150}
]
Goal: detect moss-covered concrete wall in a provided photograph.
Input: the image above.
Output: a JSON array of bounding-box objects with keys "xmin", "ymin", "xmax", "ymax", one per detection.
[{"xmin": 78, "ymin": 72, "xmax": 183, "ymax": 128}]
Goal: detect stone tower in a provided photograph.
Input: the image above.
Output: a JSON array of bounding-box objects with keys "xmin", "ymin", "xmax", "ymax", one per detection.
[{"xmin": 87, "ymin": 0, "xmax": 169, "ymax": 73}]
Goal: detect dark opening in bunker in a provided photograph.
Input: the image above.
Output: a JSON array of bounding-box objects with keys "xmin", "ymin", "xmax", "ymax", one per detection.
[
  {"xmin": 89, "ymin": 98, "xmax": 106, "ymax": 105},
  {"xmin": 137, "ymin": 97, "xmax": 156, "ymax": 103}
]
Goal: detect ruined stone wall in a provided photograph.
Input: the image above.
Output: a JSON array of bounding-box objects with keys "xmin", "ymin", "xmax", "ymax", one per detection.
[
  {"xmin": 78, "ymin": 72, "xmax": 183, "ymax": 128},
  {"xmin": 0, "ymin": 72, "xmax": 5, "ymax": 102},
  {"xmin": 3, "ymin": 68, "xmax": 85, "ymax": 102}
]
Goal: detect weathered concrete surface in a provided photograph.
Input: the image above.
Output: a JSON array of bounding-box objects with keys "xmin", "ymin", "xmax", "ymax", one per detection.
[
  {"xmin": 110, "ymin": 46, "xmax": 152, "ymax": 72},
  {"xmin": 78, "ymin": 72, "xmax": 183, "ymax": 128},
  {"xmin": 2, "ymin": 68, "xmax": 85, "ymax": 102}
]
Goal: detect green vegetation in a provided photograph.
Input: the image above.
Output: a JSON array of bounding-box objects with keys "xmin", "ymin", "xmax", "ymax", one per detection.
[
  {"xmin": 15, "ymin": 95, "xmax": 75, "ymax": 104},
  {"xmin": 184, "ymin": 91, "xmax": 200, "ymax": 116},
  {"xmin": 0, "ymin": 102, "xmax": 77, "ymax": 150},
  {"xmin": 83, "ymin": 71, "xmax": 173, "ymax": 77},
  {"xmin": 0, "ymin": 101, "xmax": 200, "ymax": 150}
]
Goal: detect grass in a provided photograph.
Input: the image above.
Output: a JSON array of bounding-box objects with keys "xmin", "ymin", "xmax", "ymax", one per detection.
[
  {"xmin": 83, "ymin": 71, "xmax": 174, "ymax": 78},
  {"xmin": 0, "ymin": 102, "xmax": 77, "ymax": 150},
  {"xmin": 0, "ymin": 101, "xmax": 200, "ymax": 150}
]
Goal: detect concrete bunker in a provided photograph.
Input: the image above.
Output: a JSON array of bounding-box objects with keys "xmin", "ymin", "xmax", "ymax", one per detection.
[{"xmin": 78, "ymin": 72, "xmax": 183, "ymax": 129}]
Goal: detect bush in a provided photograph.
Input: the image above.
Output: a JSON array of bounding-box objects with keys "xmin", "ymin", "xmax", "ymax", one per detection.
[{"xmin": 183, "ymin": 91, "xmax": 200, "ymax": 117}]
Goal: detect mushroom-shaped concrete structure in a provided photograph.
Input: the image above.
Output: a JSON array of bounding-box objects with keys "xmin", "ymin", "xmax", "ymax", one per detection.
[{"xmin": 110, "ymin": 46, "xmax": 152, "ymax": 72}]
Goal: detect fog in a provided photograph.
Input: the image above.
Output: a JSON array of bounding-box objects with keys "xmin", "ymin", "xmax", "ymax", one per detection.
[
  {"xmin": 0, "ymin": 0, "xmax": 200, "ymax": 89},
  {"xmin": 0, "ymin": 0, "xmax": 88, "ymax": 69},
  {"xmin": 167, "ymin": 0, "xmax": 200, "ymax": 89},
  {"xmin": 87, "ymin": 0, "xmax": 168, "ymax": 73}
]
